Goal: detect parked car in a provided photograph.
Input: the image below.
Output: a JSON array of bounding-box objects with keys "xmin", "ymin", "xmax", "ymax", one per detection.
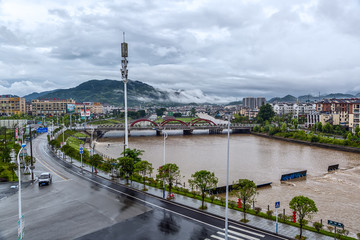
[{"xmin": 38, "ymin": 172, "xmax": 52, "ymax": 186}]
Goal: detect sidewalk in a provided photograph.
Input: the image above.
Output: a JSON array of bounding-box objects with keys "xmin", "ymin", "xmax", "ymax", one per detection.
[{"xmin": 60, "ymin": 150, "xmax": 333, "ymax": 240}]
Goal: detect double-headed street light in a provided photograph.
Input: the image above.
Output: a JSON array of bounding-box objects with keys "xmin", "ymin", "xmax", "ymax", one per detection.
[{"xmin": 17, "ymin": 143, "xmax": 26, "ymax": 239}]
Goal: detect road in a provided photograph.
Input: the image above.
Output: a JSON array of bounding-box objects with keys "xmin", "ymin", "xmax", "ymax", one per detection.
[{"xmin": 0, "ymin": 134, "xmax": 291, "ymax": 240}]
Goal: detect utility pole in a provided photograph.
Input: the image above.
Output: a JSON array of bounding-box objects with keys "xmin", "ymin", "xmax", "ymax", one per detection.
[{"xmin": 121, "ymin": 32, "xmax": 129, "ymax": 149}]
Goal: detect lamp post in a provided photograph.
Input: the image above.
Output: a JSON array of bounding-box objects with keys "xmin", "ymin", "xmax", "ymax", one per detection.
[
  {"xmin": 17, "ymin": 143, "xmax": 26, "ymax": 239},
  {"xmin": 121, "ymin": 32, "xmax": 129, "ymax": 149},
  {"xmin": 225, "ymin": 114, "xmax": 231, "ymax": 240},
  {"xmin": 162, "ymin": 129, "xmax": 168, "ymax": 199}
]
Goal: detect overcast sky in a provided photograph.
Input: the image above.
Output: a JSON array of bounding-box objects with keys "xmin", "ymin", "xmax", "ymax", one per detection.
[{"xmin": 1, "ymin": 0, "xmax": 360, "ymax": 102}]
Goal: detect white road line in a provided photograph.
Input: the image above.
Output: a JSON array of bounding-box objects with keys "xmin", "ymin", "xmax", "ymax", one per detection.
[
  {"xmin": 229, "ymin": 225, "xmax": 265, "ymax": 238},
  {"xmin": 217, "ymin": 231, "xmax": 244, "ymax": 240},
  {"xmin": 228, "ymin": 229, "xmax": 259, "ymax": 240},
  {"xmin": 210, "ymin": 235, "xmax": 225, "ymax": 240}
]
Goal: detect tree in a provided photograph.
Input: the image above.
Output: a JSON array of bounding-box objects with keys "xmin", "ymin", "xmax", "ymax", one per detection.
[
  {"xmin": 157, "ymin": 163, "xmax": 180, "ymax": 195},
  {"xmin": 134, "ymin": 160, "xmax": 153, "ymax": 191},
  {"xmin": 156, "ymin": 108, "xmax": 167, "ymax": 117},
  {"xmin": 121, "ymin": 148, "xmax": 144, "ymax": 164},
  {"xmin": 173, "ymin": 112, "xmax": 182, "ymax": 118},
  {"xmin": 8, "ymin": 162, "xmax": 18, "ymax": 181},
  {"xmin": 257, "ymin": 104, "xmax": 275, "ymax": 123},
  {"xmin": 188, "ymin": 170, "xmax": 218, "ymax": 209},
  {"xmin": 190, "ymin": 108, "xmax": 196, "ymax": 118},
  {"xmin": 323, "ymin": 123, "xmax": 333, "ymax": 133},
  {"xmin": 117, "ymin": 156, "xmax": 135, "ymax": 185},
  {"xmin": 89, "ymin": 154, "xmax": 103, "ymax": 173},
  {"xmin": 232, "ymin": 179, "xmax": 257, "ymax": 222},
  {"xmin": 289, "ymin": 196, "xmax": 318, "ymax": 239}
]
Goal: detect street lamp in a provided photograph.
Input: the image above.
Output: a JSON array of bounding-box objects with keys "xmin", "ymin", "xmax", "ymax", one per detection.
[
  {"xmin": 17, "ymin": 143, "xmax": 26, "ymax": 239},
  {"xmin": 225, "ymin": 114, "xmax": 231, "ymax": 240},
  {"xmin": 162, "ymin": 129, "xmax": 168, "ymax": 199},
  {"xmin": 121, "ymin": 32, "xmax": 129, "ymax": 149}
]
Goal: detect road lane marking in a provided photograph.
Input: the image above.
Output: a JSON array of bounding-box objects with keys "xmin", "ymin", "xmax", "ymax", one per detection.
[
  {"xmin": 229, "ymin": 225, "xmax": 265, "ymax": 238},
  {"xmin": 37, "ymin": 151, "xmax": 68, "ymax": 181},
  {"xmin": 227, "ymin": 229, "xmax": 259, "ymax": 240},
  {"xmin": 217, "ymin": 231, "xmax": 243, "ymax": 240},
  {"xmin": 210, "ymin": 235, "xmax": 225, "ymax": 240}
]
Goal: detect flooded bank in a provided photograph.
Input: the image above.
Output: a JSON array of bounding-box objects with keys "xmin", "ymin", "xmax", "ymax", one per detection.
[{"xmin": 94, "ymin": 132, "xmax": 360, "ymax": 234}]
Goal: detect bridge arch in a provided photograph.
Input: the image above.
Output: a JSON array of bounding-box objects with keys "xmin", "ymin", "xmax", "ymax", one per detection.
[
  {"xmin": 190, "ymin": 118, "xmax": 217, "ymax": 126},
  {"xmin": 130, "ymin": 119, "xmax": 159, "ymax": 127},
  {"xmin": 160, "ymin": 119, "xmax": 188, "ymax": 127}
]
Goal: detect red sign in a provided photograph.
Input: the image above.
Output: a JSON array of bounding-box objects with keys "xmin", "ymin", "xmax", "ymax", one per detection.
[{"xmin": 238, "ymin": 198, "xmax": 241, "ymax": 208}]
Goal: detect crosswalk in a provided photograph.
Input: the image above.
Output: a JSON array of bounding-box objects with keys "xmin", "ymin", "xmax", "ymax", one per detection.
[{"xmin": 205, "ymin": 225, "xmax": 265, "ymax": 240}]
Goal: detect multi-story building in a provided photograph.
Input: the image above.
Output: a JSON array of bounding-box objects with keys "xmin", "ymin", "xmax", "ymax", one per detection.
[
  {"xmin": 74, "ymin": 102, "xmax": 103, "ymax": 115},
  {"xmin": 242, "ymin": 97, "xmax": 266, "ymax": 110},
  {"xmin": 31, "ymin": 99, "xmax": 76, "ymax": 116},
  {"xmin": 0, "ymin": 96, "xmax": 26, "ymax": 115},
  {"xmin": 316, "ymin": 98, "xmax": 360, "ymax": 131},
  {"xmin": 349, "ymin": 101, "xmax": 360, "ymax": 131}
]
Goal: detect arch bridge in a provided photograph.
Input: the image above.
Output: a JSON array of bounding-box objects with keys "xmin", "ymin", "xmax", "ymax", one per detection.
[{"xmin": 84, "ymin": 118, "xmax": 257, "ymax": 138}]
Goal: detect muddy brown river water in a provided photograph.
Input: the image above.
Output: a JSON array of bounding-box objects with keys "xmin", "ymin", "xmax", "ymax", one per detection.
[{"xmin": 94, "ymin": 131, "xmax": 360, "ymax": 234}]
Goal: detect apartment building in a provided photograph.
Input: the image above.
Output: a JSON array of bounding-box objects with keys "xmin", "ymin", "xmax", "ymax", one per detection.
[
  {"xmin": 74, "ymin": 102, "xmax": 103, "ymax": 115},
  {"xmin": 242, "ymin": 97, "xmax": 266, "ymax": 110},
  {"xmin": 0, "ymin": 96, "xmax": 26, "ymax": 115},
  {"xmin": 316, "ymin": 98, "xmax": 360, "ymax": 131},
  {"xmin": 349, "ymin": 101, "xmax": 360, "ymax": 131},
  {"xmin": 31, "ymin": 99, "xmax": 76, "ymax": 116}
]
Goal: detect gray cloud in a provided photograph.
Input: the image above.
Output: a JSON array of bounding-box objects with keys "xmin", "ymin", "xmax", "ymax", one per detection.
[{"xmin": 0, "ymin": 0, "xmax": 360, "ymax": 101}]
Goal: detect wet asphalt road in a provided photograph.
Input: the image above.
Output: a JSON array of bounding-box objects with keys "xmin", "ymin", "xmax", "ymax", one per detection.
[{"xmin": 0, "ymin": 134, "xmax": 291, "ymax": 240}]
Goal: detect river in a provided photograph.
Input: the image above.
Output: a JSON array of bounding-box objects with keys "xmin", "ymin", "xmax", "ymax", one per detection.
[{"xmin": 93, "ymin": 130, "xmax": 360, "ymax": 235}]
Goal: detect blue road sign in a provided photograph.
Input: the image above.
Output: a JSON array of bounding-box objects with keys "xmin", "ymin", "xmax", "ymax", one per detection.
[
  {"xmin": 80, "ymin": 147, "xmax": 83, "ymax": 154},
  {"xmin": 328, "ymin": 220, "xmax": 344, "ymax": 228},
  {"xmin": 275, "ymin": 201, "xmax": 280, "ymax": 209},
  {"xmin": 36, "ymin": 127, "xmax": 48, "ymax": 133}
]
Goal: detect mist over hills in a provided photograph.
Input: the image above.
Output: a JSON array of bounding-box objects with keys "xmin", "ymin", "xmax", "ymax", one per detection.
[{"xmin": 21, "ymin": 79, "xmax": 360, "ymax": 106}]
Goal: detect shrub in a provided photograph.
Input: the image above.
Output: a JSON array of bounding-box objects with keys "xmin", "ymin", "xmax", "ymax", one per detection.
[
  {"xmin": 266, "ymin": 210, "xmax": 273, "ymax": 218},
  {"xmin": 229, "ymin": 200, "xmax": 236, "ymax": 209},
  {"xmin": 357, "ymin": 233, "xmax": 360, "ymax": 239},
  {"xmin": 254, "ymin": 207, "xmax": 261, "ymax": 215},
  {"xmin": 313, "ymin": 222, "xmax": 323, "ymax": 232},
  {"xmin": 219, "ymin": 197, "xmax": 226, "ymax": 206},
  {"xmin": 209, "ymin": 195, "xmax": 215, "ymax": 203}
]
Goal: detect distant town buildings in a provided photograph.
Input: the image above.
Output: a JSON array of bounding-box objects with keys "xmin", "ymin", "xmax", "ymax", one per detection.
[
  {"xmin": 31, "ymin": 99, "xmax": 76, "ymax": 116},
  {"xmin": 316, "ymin": 98, "xmax": 360, "ymax": 132},
  {"xmin": 0, "ymin": 96, "xmax": 26, "ymax": 115},
  {"xmin": 242, "ymin": 97, "xmax": 266, "ymax": 110}
]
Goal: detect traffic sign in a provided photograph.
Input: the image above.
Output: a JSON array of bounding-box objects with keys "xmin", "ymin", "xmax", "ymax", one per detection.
[
  {"xmin": 80, "ymin": 147, "xmax": 83, "ymax": 154},
  {"xmin": 328, "ymin": 220, "xmax": 344, "ymax": 228},
  {"xmin": 275, "ymin": 201, "xmax": 280, "ymax": 209},
  {"xmin": 36, "ymin": 127, "xmax": 48, "ymax": 133}
]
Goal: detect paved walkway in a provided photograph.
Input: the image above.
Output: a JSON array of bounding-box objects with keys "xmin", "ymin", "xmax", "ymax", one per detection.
[{"xmin": 57, "ymin": 150, "xmax": 333, "ymax": 240}]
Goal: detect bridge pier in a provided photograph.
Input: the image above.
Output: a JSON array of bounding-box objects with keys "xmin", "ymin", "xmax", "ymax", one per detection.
[
  {"xmin": 209, "ymin": 129, "xmax": 222, "ymax": 134},
  {"xmin": 183, "ymin": 130, "xmax": 193, "ymax": 135},
  {"xmin": 232, "ymin": 128, "xmax": 251, "ymax": 134}
]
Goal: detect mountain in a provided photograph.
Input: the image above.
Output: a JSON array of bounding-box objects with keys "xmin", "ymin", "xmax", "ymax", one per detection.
[
  {"xmin": 268, "ymin": 95, "xmax": 297, "ymax": 103},
  {"xmin": 269, "ymin": 93, "xmax": 360, "ymax": 103},
  {"xmin": 24, "ymin": 90, "xmax": 56, "ymax": 101},
  {"xmin": 23, "ymin": 79, "xmax": 170, "ymax": 106}
]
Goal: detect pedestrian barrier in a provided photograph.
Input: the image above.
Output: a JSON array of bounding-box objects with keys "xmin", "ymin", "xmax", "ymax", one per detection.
[
  {"xmin": 328, "ymin": 164, "xmax": 339, "ymax": 172},
  {"xmin": 280, "ymin": 170, "xmax": 307, "ymax": 181}
]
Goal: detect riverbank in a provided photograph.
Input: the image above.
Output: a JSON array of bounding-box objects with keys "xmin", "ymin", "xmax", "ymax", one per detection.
[{"xmin": 251, "ymin": 132, "xmax": 360, "ymax": 154}]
